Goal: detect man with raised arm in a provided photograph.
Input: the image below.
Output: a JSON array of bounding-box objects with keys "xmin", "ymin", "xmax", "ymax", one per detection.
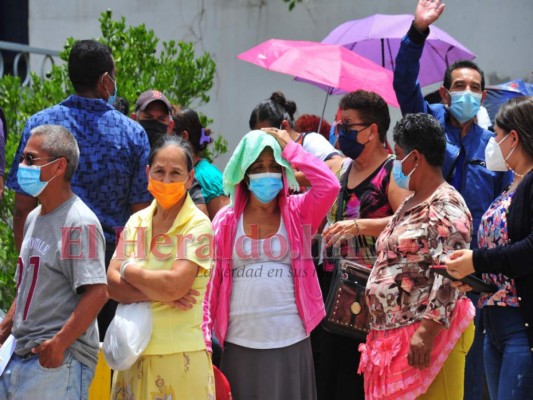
[{"xmin": 393, "ymin": 1, "xmax": 512, "ymax": 398}]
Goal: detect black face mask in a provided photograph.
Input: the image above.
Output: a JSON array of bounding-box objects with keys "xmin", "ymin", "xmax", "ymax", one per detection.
[{"xmin": 139, "ymin": 120, "xmax": 168, "ymax": 149}]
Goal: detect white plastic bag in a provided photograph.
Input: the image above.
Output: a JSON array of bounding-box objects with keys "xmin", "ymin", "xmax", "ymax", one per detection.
[{"xmin": 103, "ymin": 302, "xmax": 152, "ymax": 371}]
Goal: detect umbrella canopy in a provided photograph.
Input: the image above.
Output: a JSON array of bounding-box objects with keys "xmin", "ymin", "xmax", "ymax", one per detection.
[
  {"xmin": 322, "ymin": 14, "xmax": 476, "ymax": 87},
  {"xmin": 237, "ymin": 38, "xmax": 399, "ymax": 107},
  {"xmin": 484, "ymin": 79, "xmax": 533, "ymax": 124}
]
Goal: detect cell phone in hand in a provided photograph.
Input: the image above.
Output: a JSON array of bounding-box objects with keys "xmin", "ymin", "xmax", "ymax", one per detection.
[{"xmin": 430, "ymin": 265, "xmax": 498, "ymax": 293}]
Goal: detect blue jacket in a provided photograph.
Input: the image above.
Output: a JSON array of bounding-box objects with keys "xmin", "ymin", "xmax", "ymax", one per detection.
[{"xmin": 393, "ymin": 24, "xmax": 512, "ymax": 248}]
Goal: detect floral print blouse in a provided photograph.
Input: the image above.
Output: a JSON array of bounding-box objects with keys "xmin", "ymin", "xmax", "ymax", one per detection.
[
  {"xmin": 478, "ymin": 189, "xmax": 519, "ymax": 307},
  {"xmin": 366, "ymin": 183, "xmax": 472, "ymax": 330}
]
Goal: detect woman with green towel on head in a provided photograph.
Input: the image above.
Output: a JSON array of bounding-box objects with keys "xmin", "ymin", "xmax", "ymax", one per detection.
[{"xmin": 202, "ymin": 128, "xmax": 340, "ymax": 400}]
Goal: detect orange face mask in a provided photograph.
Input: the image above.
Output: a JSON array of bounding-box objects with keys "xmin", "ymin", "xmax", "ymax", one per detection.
[{"xmin": 148, "ymin": 177, "xmax": 187, "ymax": 209}]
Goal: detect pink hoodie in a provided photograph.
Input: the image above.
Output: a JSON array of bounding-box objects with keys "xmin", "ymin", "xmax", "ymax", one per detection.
[{"xmin": 202, "ymin": 140, "xmax": 340, "ymax": 350}]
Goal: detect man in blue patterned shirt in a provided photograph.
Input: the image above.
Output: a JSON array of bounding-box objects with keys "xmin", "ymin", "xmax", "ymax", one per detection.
[{"xmin": 6, "ymin": 40, "xmax": 151, "ymax": 338}]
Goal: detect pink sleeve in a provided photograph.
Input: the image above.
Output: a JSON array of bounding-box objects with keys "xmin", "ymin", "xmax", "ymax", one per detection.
[
  {"xmin": 201, "ymin": 213, "xmax": 224, "ymax": 352},
  {"xmin": 282, "ymin": 140, "xmax": 340, "ymax": 232}
]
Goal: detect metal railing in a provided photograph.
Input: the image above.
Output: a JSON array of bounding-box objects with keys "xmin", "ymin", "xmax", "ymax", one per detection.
[{"xmin": 0, "ymin": 40, "xmax": 61, "ymax": 85}]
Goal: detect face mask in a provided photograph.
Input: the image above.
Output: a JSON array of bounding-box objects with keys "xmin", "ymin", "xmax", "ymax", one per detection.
[
  {"xmin": 338, "ymin": 126, "xmax": 370, "ymax": 160},
  {"xmin": 107, "ymin": 75, "xmax": 117, "ymax": 106},
  {"xmin": 17, "ymin": 160, "xmax": 58, "ymax": 197},
  {"xmin": 449, "ymin": 90, "xmax": 482, "ymax": 124},
  {"xmin": 140, "ymin": 120, "xmax": 169, "ymax": 149},
  {"xmin": 392, "ymin": 152, "xmax": 417, "ymax": 190},
  {"xmin": 248, "ymin": 172, "xmax": 283, "ymax": 204},
  {"xmin": 148, "ymin": 177, "xmax": 187, "ymax": 209},
  {"xmin": 485, "ymin": 135, "xmax": 514, "ymax": 171}
]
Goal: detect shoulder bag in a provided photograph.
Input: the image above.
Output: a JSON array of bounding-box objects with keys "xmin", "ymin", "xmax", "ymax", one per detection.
[{"xmin": 321, "ymin": 161, "xmax": 371, "ymax": 341}]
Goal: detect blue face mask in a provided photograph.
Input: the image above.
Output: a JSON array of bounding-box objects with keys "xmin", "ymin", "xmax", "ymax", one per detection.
[
  {"xmin": 17, "ymin": 160, "xmax": 58, "ymax": 197},
  {"xmin": 449, "ymin": 90, "xmax": 482, "ymax": 123},
  {"xmin": 248, "ymin": 172, "xmax": 283, "ymax": 204},
  {"xmin": 107, "ymin": 75, "xmax": 117, "ymax": 105},
  {"xmin": 392, "ymin": 151, "xmax": 417, "ymax": 190},
  {"xmin": 338, "ymin": 124, "xmax": 371, "ymax": 160}
]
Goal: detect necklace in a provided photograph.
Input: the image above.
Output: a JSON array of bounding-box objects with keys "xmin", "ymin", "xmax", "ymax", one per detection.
[{"xmin": 508, "ymin": 164, "xmax": 533, "ymax": 178}]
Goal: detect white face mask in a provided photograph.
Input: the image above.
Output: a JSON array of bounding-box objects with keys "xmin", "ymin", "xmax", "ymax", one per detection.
[{"xmin": 485, "ymin": 135, "xmax": 514, "ymax": 171}]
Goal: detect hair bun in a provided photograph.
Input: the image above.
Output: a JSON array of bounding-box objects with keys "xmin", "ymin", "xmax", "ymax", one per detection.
[{"xmin": 270, "ymin": 91, "xmax": 296, "ymax": 120}]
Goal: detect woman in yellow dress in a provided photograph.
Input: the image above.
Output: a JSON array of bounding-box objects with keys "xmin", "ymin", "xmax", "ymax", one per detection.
[{"xmin": 107, "ymin": 135, "xmax": 215, "ymax": 399}]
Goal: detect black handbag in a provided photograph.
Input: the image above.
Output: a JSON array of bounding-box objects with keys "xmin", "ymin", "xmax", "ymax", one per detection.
[
  {"xmin": 321, "ymin": 159, "xmax": 371, "ymax": 341},
  {"xmin": 322, "ymin": 258, "xmax": 371, "ymax": 341}
]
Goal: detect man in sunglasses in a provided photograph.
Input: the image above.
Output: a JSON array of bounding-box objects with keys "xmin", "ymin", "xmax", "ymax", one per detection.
[
  {"xmin": 6, "ymin": 39, "xmax": 151, "ymax": 340},
  {"xmin": 0, "ymin": 125, "xmax": 107, "ymax": 399}
]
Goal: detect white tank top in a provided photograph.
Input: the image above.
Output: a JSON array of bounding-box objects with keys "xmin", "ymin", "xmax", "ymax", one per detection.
[{"xmin": 226, "ymin": 215, "xmax": 307, "ymax": 349}]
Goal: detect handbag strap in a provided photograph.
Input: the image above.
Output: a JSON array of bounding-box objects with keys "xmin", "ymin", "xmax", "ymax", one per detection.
[
  {"xmin": 329, "ymin": 160, "xmax": 353, "ymax": 275},
  {"xmin": 335, "ymin": 159, "xmax": 353, "ymax": 223}
]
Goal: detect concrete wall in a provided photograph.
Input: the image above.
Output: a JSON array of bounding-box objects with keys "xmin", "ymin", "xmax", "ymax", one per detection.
[{"xmin": 29, "ymin": 0, "xmax": 533, "ymax": 168}]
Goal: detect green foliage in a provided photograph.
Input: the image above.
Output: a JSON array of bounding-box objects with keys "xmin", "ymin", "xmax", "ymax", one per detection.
[
  {"xmin": 0, "ymin": 10, "xmax": 218, "ymax": 311},
  {"xmin": 203, "ymin": 135, "xmax": 228, "ymax": 164},
  {"xmin": 96, "ymin": 10, "xmax": 216, "ymax": 110},
  {"xmin": 283, "ymin": 0, "xmax": 302, "ymax": 11},
  {"xmin": 0, "ymin": 72, "xmax": 68, "ymax": 310}
]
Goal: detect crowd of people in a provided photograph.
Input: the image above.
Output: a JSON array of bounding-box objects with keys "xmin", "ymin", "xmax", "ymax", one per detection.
[{"xmin": 0, "ymin": 0, "xmax": 532, "ymax": 399}]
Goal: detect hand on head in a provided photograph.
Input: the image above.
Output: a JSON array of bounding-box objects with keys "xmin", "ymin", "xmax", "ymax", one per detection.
[{"xmin": 261, "ymin": 127, "xmax": 291, "ymax": 150}]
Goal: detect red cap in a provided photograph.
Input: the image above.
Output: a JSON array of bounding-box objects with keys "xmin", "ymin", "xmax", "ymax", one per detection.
[{"xmin": 135, "ymin": 90, "xmax": 172, "ymax": 113}]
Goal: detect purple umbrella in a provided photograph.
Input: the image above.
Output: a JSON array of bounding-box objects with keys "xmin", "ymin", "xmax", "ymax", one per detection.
[{"xmin": 322, "ymin": 14, "xmax": 476, "ymax": 87}]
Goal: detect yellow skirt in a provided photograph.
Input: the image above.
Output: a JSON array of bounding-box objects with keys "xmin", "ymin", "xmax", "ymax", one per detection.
[{"xmin": 111, "ymin": 350, "xmax": 215, "ymax": 400}]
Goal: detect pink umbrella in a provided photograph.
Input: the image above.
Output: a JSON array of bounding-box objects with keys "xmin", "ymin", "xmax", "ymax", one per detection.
[
  {"xmin": 237, "ymin": 39, "xmax": 399, "ymax": 108},
  {"xmin": 322, "ymin": 14, "xmax": 476, "ymax": 87}
]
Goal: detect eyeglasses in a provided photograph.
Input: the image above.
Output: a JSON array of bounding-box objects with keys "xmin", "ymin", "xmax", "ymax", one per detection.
[
  {"xmin": 18, "ymin": 153, "xmax": 57, "ymax": 166},
  {"xmin": 338, "ymin": 122, "xmax": 370, "ymax": 136}
]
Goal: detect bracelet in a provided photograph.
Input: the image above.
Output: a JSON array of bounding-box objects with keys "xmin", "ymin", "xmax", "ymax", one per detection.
[
  {"xmin": 353, "ymin": 219, "xmax": 361, "ymax": 236},
  {"xmin": 120, "ymin": 259, "xmax": 133, "ymax": 280}
]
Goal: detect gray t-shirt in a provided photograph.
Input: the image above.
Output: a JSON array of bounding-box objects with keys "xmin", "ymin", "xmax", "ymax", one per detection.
[{"xmin": 13, "ymin": 195, "xmax": 107, "ymax": 370}]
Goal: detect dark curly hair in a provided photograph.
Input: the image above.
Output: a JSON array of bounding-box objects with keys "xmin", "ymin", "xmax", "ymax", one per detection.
[
  {"xmin": 392, "ymin": 113, "xmax": 446, "ymax": 167},
  {"xmin": 339, "ymin": 90, "xmax": 390, "ymax": 142}
]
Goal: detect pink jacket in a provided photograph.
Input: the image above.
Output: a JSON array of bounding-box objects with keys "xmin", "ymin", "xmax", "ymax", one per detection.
[{"xmin": 202, "ymin": 140, "xmax": 340, "ymax": 350}]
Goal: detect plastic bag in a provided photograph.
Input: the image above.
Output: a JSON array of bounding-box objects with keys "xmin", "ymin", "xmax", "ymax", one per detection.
[{"xmin": 102, "ymin": 302, "xmax": 152, "ymax": 371}]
